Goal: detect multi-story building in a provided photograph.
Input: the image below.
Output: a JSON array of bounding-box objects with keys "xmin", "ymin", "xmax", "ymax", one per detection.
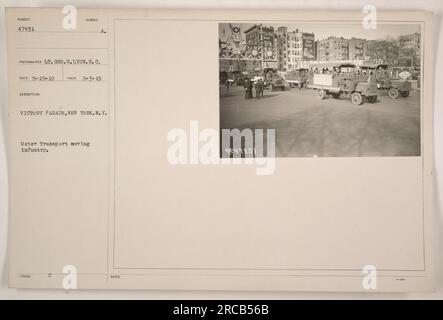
[
  {"xmin": 276, "ymin": 26, "xmax": 288, "ymax": 71},
  {"xmin": 244, "ymin": 24, "xmax": 277, "ymax": 70},
  {"xmin": 286, "ymin": 30, "xmax": 302, "ymax": 70},
  {"xmin": 219, "ymin": 24, "xmax": 421, "ymax": 73},
  {"xmin": 302, "ymin": 32, "xmax": 316, "ymax": 61},
  {"xmin": 399, "ymin": 32, "xmax": 420, "ymax": 67},
  {"xmin": 348, "ymin": 38, "xmax": 365, "ymax": 61},
  {"xmin": 314, "ymin": 34, "xmax": 418, "ymax": 67},
  {"xmin": 363, "ymin": 40, "xmax": 399, "ymax": 66},
  {"xmin": 276, "ymin": 28, "xmax": 315, "ymax": 71},
  {"xmin": 317, "ymin": 36, "xmax": 349, "ymax": 61}
]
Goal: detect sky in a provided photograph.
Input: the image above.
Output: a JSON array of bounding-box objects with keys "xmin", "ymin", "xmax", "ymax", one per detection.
[{"xmin": 219, "ymin": 23, "xmax": 421, "ymax": 42}]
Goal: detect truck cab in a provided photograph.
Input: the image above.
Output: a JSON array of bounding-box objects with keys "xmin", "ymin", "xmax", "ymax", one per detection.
[{"xmin": 360, "ymin": 63, "xmax": 412, "ymax": 99}]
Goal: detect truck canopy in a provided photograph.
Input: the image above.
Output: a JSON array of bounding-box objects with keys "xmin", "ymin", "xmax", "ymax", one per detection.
[{"xmin": 360, "ymin": 62, "xmax": 388, "ymax": 70}]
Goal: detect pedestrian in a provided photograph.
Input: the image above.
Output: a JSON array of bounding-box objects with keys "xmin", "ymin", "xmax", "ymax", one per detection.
[
  {"xmin": 244, "ymin": 78, "xmax": 250, "ymax": 100},
  {"xmin": 255, "ymin": 80, "xmax": 262, "ymax": 99},
  {"xmin": 226, "ymin": 79, "xmax": 230, "ymax": 94},
  {"xmin": 260, "ymin": 79, "xmax": 264, "ymax": 97},
  {"xmin": 248, "ymin": 79, "xmax": 254, "ymax": 99}
]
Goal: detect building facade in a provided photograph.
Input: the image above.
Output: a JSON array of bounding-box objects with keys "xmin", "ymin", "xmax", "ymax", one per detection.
[
  {"xmin": 364, "ymin": 39, "xmax": 400, "ymax": 66},
  {"xmin": 286, "ymin": 30, "xmax": 303, "ymax": 70},
  {"xmin": 348, "ymin": 38, "xmax": 365, "ymax": 61},
  {"xmin": 244, "ymin": 24, "xmax": 278, "ymax": 70},
  {"xmin": 218, "ymin": 24, "xmax": 421, "ymax": 75},
  {"xmin": 398, "ymin": 32, "xmax": 421, "ymax": 67},
  {"xmin": 276, "ymin": 28, "xmax": 315, "ymax": 71},
  {"xmin": 276, "ymin": 26, "xmax": 288, "ymax": 71},
  {"xmin": 317, "ymin": 36, "xmax": 349, "ymax": 61}
]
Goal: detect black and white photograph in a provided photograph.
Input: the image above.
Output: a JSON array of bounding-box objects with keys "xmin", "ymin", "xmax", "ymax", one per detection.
[
  {"xmin": 1, "ymin": 3, "xmax": 440, "ymax": 300},
  {"xmin": 219, "ymin": 23, "xmax": 422, "ymax": 157}
]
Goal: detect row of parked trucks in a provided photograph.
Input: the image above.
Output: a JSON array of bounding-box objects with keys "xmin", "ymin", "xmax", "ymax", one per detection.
[
  {"xmin": 222, "ymin": 63, "xmax": 414, "ymax": 106},
  {"xmin": 299, "ymin": 63, "xmax": 413, "ymax": 105}
]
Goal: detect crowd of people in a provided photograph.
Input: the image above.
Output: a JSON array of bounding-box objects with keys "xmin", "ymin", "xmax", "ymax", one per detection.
[{"xmin": 243, "ymin": 78, "xmax": 264, "ymax": 100}]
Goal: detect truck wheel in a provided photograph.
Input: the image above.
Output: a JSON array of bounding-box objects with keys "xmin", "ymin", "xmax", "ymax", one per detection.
[
  {"xmin": 351, "ymin": 92, "xmax": 363, "ymax": 105},
  {"xmin": 367, "ymin": 96, "xmax": 377, "ymax": 103},
  {"xmin": 318, "ymin": 89, "xmax": 326, "ymax": 100},
  {"xmin": 332, "ymin": 92, "xmax": 340, "ymax": 99},
  {"xmin": 400, "ymin": 91, "xmax": 409, "ymax": 97},
  {"xmin": 388, "ymin": 88, "xmax": 399, "ymax": 99}
]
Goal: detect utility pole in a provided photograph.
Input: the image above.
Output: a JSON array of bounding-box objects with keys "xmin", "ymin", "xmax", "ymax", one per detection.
[{"xmin": 260, "ymin": 24, "xmax": 264, "ymax": 75}]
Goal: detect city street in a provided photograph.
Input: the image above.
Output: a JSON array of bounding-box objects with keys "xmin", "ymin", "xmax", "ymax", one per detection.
[{"xmin": 220, "ymin": 85, "xmax": 420, "ymax": 157}]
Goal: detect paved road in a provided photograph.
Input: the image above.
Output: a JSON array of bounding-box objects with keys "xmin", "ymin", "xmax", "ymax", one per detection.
[{"xmin": 220, "ymin": 85, "xmax": 421, "ymax": 157}]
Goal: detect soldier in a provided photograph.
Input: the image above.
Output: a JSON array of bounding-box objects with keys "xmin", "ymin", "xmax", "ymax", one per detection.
[
  {"xmin": 248, "ymin": 78, "xmax": 254, "ymax": 99},
  {"xmin": 259, "ymin": 79, "xmax": 265, "ymax": 97},
  {"xmin": 244, "ymin": 78, "xmax": 250, "ymax": 100},
  {"xmin": 255, "ymin": 80, "xmax": 262, "ymax": 99}
]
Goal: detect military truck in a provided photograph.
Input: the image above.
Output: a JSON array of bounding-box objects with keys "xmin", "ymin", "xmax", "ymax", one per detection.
[
  {"xmin": 264, "ymin": 69, "xmax": 286, "ymax": 91},
  {"xmin": 284, "ymin": 68, "xmax": 309, "ymax": 89},
  {"xmin": 360, "ymin": 63, "xmax": 411, "ymax": 99},
  {"xmin": 307, "ymin": 63, "xmax": 378, "ymax": 105},
  {"xmin": 269, "ymin": 77, "xmax": 286, "ymax": 91}
]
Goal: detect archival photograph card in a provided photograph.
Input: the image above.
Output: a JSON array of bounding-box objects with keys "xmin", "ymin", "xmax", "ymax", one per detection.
[{"xmin": 5, "ymin": 8, "xmax": 435, "ymax": 292}]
